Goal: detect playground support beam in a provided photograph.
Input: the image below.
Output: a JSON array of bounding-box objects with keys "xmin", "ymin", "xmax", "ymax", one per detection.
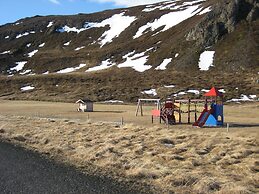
[
  {"xmin": 179, "ymin": 102, "xmax": 182, "ymax": 123},
  {"xmin": 135, "ymin": 99, "xmax": 161, "ymax": 116},
  {"xmin": 194, "ymin": 102, "xmax": 197, "ymax": 122},
  {"xmin": 188, "ymin": 99, "xmax": 191, "ymax": 124}
]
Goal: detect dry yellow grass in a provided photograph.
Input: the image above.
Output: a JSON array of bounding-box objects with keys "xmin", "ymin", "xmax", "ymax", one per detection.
[{"xmin": 0, "ymin": 100, "xmax": 258, "ymax": 193}]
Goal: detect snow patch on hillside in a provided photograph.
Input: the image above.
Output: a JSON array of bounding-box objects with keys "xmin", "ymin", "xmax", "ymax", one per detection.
[
  {"xmin": 198, "ymin": 6, "xmax": 211, "ymax": 15},
  {"xmin": 28, "ymin": 50, "xmax": 39, "ymax": 58},
  {"xmin": 20, "ymin": 70, "xmax": 32, "ymax": 75},
  {"xmin": 227, "ymin": 94, "xmax": 257, "ymax": 102},
  {"xmin": 86, "ymin": 50, "xmax": 152, "ymax": 72},
  {"xmin": 90, "ymin": 13, "xmax": 136, "ymax": 47},
  {"xmin": 198, "ymin": 51, "xmax": 215, "ymax": 71},
  {"xmin": 64, "ymin": 41, "xmax": 71, "ymax": 46},
  {"xmin": 103, "ymin": 100, "xmax": 124, "ymax": 104},
  {"xmin": 21, "ymin": 85, "xmax": 35, "ymax": 91},
  {"xmin": 219, "ymin": 89, "xmax": 226, "ymax": 93},
  {"xmin": 86, "ymin": 60, "xmax": 115, "ymax": 72},
  {"xmin": 57, "ymin": 64, "xmax": 86, "ymax": 73},
  {"xmin": 164, "ymin": 85, "xmax": 175, "ymax": 88},
  {"xmin": 249, "ymin": 95, "xmax": 257, "ymax": 99},
  {"xmin": 75, "ymin": 46, "xmax": 85, "ymax": 51},
  {"xmin": 57, "ymin": 13, "xmax": 136, "ymax": 47},
  {"xmin": 0, "ymin": 50, "xmax": 11, "ymax": 55},
  {"xmin": 39, "ymin": 43, "xmax": 45, "ymax": 47},
  {"xmin": 135, "ymin": 2, "xmax": 205, "ymax": 38},
  {"xmin": 142, "ymin": 89, "xmax": 157, "ymax": 96},
  {"xmin": 173, "ymin": 91, "xmax": 187, "ymax": 97},
  {"xmin": 155, "ymin": 58, "xmax": 172, "ymax": 70},
  {"xmin": 10, "ymin": 61, "xmax": 27, "ymax": 72},
  {"xmin": 118, "ymin": 51, "xmax": 151, "ymax": 72},
  {"xmin": 98, "ymin": 13, "xmax": 136, "ymax": 46},
  {"xmin": 201, "ymin": 89, "xmax": 210, "ymax": 92},
  {"xmin": 47, "ymin": 21, "xmax": 54, "ymax": 28},
  {"xmin": 16, "ymin": 31, "xmax": 35, "ymax": 39},
  {"xmin": 57, "ymin": 25, "xmax": 86, "ymax": 33},
  {"xmin": 187, "ymin": 89, "xmax": 200, "ymax": 95}
]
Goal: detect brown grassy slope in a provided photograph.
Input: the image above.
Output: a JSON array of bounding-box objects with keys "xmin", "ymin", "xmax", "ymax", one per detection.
[{"xmin": 0, "ymin": 68, "xmax": 258, "ymax": 103}]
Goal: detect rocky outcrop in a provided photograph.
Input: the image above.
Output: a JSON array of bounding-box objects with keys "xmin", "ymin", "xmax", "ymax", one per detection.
[{"xmin": 186, "ymin": 0, "xmax": 258, "ymax": 47}]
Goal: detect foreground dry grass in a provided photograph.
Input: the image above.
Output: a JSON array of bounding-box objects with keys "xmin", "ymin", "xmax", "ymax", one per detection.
[{"xmin": 0, "ymin": 101, "xmax": 258, "ymax": 193}]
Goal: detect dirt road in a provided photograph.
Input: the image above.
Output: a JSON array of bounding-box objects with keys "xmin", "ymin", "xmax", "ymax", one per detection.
[{"xmin": 0, "ymin": 141, "xmax": 139, "ymax": 194}]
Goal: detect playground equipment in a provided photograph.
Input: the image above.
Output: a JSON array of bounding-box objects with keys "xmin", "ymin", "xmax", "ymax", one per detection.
[
  {"xmin": 157, "ymin": 99, "xmax": 209, "ymax": 125},
  {"xmin": 193, "ymin": 87, "xmax": 224, "ymax": 127},
  {"xmin": 136, "ymin": 87, "xmax": 224, "ymax": 127},
  {"xmin": 138, "ymin": 98, "xmax": 206, "ymax": 125},
  {"xmin": 160, "ymin": 99, "xmax": 176, "ymax": 125}
]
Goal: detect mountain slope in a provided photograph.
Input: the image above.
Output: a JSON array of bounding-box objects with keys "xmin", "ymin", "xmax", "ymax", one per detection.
[{"xmin": 0, "ymin": 0, "xmax": 258, "ymax": 102}]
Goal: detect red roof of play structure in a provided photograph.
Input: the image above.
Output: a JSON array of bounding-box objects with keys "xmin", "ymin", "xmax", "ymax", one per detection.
[{"xmin": 204, "ymin": 87, "xmax": 223, "ymax": 97}]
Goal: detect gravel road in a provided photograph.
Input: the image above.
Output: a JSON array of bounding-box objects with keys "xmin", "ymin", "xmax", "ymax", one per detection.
[{"xmin": 0, "ymin": 141, "xmax": 140, "ymax": 194}]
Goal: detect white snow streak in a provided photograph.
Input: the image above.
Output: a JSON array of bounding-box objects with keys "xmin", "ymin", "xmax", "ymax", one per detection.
[
  {"xmin": 86, "ymin": 60, "xmax": 115, "ymax": 72},
  {"xmin": 57, "ymin": 13, "xmax": 136, "ymax": 47},
  {"xmin": 39, "ymin": 43, "xmax": 45, "ymax": 47},
  {"xmin": 198, "ymin": 6, "xmax": 211, "ymax": 15},
  {"xmin": 94, "ymin": 12, "xmax": 136, "ymax": 47},
  {"xmin": 219, "ymin": 89, "xmax": 226, "ymax": 93},
  {"xmin": 134, "ymin": 4, "xmax": 201, "ymax": 38},
  {"xmin": 57, "ymin": 64, "xmax": 86, "ymax": 73},
  {"xmin": 57, "ymin": 25, "xmax": 86, "ymax": 33},
  {"xmin": 141, "ymin": 89, "xmax": 157, "ymax": 96},
  {"xmin": 164, "ymin": 85, "xmax": 175, "ymax": 88},
  {"xmin": 47, "ymin": 21, "xmax": 54, "ymax": 28},
  {"xmin": 64, "ymin": 41, "xmax": 71, "ymax": 46},
  {"xmin": 10, "ymin": 61, "xmax": 27, "ymax": 72},
  {"xmin": 20, "ymin": 70, "xmax": 32, "ymax": 75},
  {"xmin": 0, "ymin": 50, "xmax": 11, "ymax": 55},
  {"xmin": 227, "ymin": 94, "xmax": 257, "ymax": 102},
  {"xmin": 103, "ymin": 100, "xmax": 124, "ymax": 104},
  {"xmin": 155, "ymin": 58, "xmax": 172, "ymax": 70},
  {"xmin": 74, "ymin": 46, "xmax": 85, "ymax": 51},
  {"xmin": 21, "ymin": 86, "xmax": 35, "ymax": 91},
  {"xmin": 16, "ymin": 31, "xmax": 35, "ymax": 39},
  {"xmin": 187, "ymin": 89, "xmax": 200, "ymax": 95},
  {"xmin": 28, "ymin": 50, "xmax": 39, "ymax": 58}
]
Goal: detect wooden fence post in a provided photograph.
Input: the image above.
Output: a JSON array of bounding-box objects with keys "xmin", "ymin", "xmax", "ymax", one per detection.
[{"xmin": 121, "ymin": 117, "xmax": 124, "ymax": 125}]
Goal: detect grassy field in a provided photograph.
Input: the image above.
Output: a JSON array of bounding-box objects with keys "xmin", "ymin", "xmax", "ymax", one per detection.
[
  {"xmin": 0, "ymin": 100, "xmax": 258, "ymax": 193},
  {"xmin": 1, "ymin": 100, "xmax": 259, "ymax": 125}
]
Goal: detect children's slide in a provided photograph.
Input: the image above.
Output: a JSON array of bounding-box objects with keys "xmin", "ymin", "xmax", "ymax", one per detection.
[{"xmin": 193, "ymin": 109, "xmax": 211, "ymax": 127}]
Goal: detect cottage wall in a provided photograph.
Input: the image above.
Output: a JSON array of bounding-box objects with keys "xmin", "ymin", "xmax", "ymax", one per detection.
[
  {"xmin": 79, "ymin": 103, "xmax": 87, "ymax": 111},
  {"xmin": 86, "ymin": 102, "xmax": 93, "ymax": 112}
]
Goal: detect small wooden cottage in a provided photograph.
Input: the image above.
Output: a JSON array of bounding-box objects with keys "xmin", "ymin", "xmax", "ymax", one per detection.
[{"xmin": 76, "ymin": 99, "xmax": 93, "ymax": 112}]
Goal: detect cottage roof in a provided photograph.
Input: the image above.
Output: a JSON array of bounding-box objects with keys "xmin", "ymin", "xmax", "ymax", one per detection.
[{"xmin": 76, "ymin": 98, "xmax": 93, "ymax": 104}]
